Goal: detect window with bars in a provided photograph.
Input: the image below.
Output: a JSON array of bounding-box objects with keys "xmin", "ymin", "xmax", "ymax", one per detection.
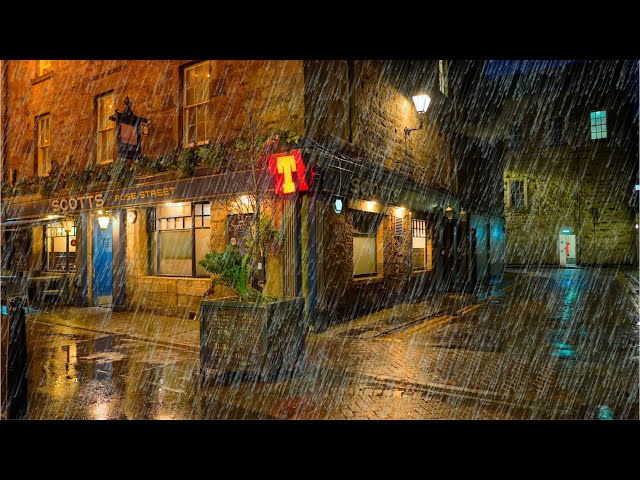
[
  {"xmin": 546, "ymin": 117, "xmax": 564, "ymax": 146},
  {"xmin": 37, "ymin": 114, "xmax": 51, "ymax": 177},
  {"xmin": 38, "ymin": 60, "xmax": 52, "ymax": 76},
  {"xmin": 183, "ymin": 61, "xmax": 210, "ymax": 147},
  {"xmin": 45, "ymin": 221, "xmax": 77, "ymax": 272},
  {"xmin": 439, "ymin": 60, "xmax": 449, "ymax": 97},
  {"xmin": 590, "ymin": 110, "xmax": 607, "ymax": 140},
  {"xmin": 412, "ymin": 219, "xmax": 433, "ymax": 272},
  {"xmin": 150, "ymin": 202, "xmax": 211, "ymax": 277},
  {"xmin": 509, "ymin": 123, "xmax": 523, "ymax": 150},
  {"xmin": 96, "ymin": 93, "xmax": 115, "ymax": 164}
]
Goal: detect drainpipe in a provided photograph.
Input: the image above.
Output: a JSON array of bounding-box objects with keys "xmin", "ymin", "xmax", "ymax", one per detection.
[
  {"xmin": 0, "ymin": 60, "xmax": 6, "ymax": 186},
  {"xmin": 576, "ymin": 144, "xmax": 581, "ymax": 265}
]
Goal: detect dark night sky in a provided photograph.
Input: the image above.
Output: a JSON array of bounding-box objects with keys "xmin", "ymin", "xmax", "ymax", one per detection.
[{"xmin": 483, "ymin": 60, "xmax": 638, "ymax": 118}]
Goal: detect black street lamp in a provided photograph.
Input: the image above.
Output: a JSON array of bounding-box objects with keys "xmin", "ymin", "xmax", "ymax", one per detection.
[{"xmin": 109, "ymin": 96, "xmax": 150, "ymax": 160}]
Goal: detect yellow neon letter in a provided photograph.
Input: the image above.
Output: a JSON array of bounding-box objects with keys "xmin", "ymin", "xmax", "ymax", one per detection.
[{"xmin": 277, "ymin": 155, "xmax": 297, "ymax": 194}]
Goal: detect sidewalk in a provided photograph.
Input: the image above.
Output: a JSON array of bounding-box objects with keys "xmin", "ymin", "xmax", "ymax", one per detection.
[{"xmin": 27, "ymin": 306, "xmax": 199, "ymax": 350}]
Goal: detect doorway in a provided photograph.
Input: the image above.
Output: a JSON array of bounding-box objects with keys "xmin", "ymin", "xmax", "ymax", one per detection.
[
  {"xmin": 559, "ymin": 234, "xmax": 576, "ymax": 267},
  {"xmin": 92, "ymin": 220, "xmax": 113, "ymax": 306}
]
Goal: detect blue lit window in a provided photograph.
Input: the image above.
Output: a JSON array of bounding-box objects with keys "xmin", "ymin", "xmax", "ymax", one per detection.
[{"xmin": 590, "ymin": 111, "xmax": 607, "ymax": 140}]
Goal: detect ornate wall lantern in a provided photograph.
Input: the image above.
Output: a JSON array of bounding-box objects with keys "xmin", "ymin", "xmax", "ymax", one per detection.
[
  {"xmin": 404, "ymin": 93, "xmax": 432, "ymax": 140},
  {"xmin": 109, "ymin": 96, "xmax": 150, "ymax": 160},
  {"xmin": 61, "ymin": 217, "xmax": 75, "ymax": 234},
  {"xmin": 445, "ymin": 203, "xmax": 454, "ymax": 221},
  {"xmin": 97, "ymin": 210, "xmax": 111, "ymax": 230}
]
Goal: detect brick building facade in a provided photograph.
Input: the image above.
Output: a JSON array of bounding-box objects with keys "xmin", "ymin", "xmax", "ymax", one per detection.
[{"xmin": 1, "ymin": 60, "xmax": 504, "ymax": 326}]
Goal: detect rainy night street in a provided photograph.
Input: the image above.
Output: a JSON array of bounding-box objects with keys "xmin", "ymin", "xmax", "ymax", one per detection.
[
  {"xmin": 1, "ymin": 60, "xmax": 638, "ymax": 423},
  {"xmin": 22, "ymin": 267, "xmax": 639, "ymax": 420}
]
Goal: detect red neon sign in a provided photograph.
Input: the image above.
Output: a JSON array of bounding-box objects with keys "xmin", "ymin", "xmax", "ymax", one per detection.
[{"xmin": 268, "ymin": 149, "xmax": 310, "ymax": 195}]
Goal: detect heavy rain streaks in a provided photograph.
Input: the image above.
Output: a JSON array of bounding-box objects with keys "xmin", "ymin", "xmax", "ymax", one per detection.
[{"xmin": 0, "ymin": 59, "xmax": 638, "ymax": 420}]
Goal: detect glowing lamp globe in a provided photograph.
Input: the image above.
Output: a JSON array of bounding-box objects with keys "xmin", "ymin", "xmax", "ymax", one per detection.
[
  {"xmin": 98, "ymin": 214, "xmax": 110, "ymax": 230},
  {"xmin": 412, "ymin": 94, "xmax": 431, "ymax": 114}
]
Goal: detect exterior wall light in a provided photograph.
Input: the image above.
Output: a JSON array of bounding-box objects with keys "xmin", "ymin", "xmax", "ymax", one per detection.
[
  {"xmin": 62, "ymin": 217, "xmax": 75, "ymax": 234},
  {"xmin": 445, "ymin": 203, "xmax": 454, "ymax": 221},
  {"xmin": 333, "ymin": 197, "xmax": 344, "ymax": 214},
  {"xmin": 394, "ymin": 206, "xmax": 405, "ymax": 218},
  {"xmin": 127, "ymin": 210, "xmax": 138, "ymax": 224},
  {"xmin": 459, "ymin": 208, "xmax": 467, "ymax": 223},
  {"xmin": 404, "ymin": 93, "xmax": 431, "ymax": 140},
  {"xmin": 365, "ymin": 200, "xmax": 377, "ymax": 212},
  {"xmin": 97, "ymin": 211, "xmax": 110, "ymax": 230}
]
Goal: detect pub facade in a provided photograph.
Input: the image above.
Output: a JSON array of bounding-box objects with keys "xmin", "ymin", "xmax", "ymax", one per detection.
[{"xmin": 1, "ymin": 60, "xmax": 504, "ymax": 326}]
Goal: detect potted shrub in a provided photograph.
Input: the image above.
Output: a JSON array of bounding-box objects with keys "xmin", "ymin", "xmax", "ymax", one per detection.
[
  {"xmin": 197, "ymin": 119, "xmax": 305, "ymax": 383},
  {"xmin": 198, "ymin": 242, "xmax": 305, "ymax": 382}
]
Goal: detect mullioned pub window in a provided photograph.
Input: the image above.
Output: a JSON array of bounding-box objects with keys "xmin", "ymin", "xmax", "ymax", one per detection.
[
  {"xmin": 45, "ymin": 221, "xmax": 76, "ymax": 272},
  {"xmin": 352, "ymin": 210, "xmax": 382, "ymax": 278},
  {"xmin": 412, "ymin": 219, "xmax": 433, "ymax": 272},
  {"xmin": 37, "ymin": 114, "xmax": 51, "ymax": 177},
  {"xmin": 150, "ymin": 202, "xmax": 210, "ymax": 277},
  {"xmin": 96, "ymin": 93, "xmax": 116, "ymax": 164},
  {"xmin": 183, "ymin": 61, "xmax": 210, "ymax": 147}
]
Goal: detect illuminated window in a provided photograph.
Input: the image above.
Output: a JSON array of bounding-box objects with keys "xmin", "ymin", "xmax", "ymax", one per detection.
[
  {"xmin": 352, "ymin": 210, "xmax": 381, "ymax": 278},
  {"xmin": 183, "ymin": 61, "xmax": 210, "ymax": 146},
  {"xmin": 590, "ymin": 110, "xmax": 607, "ymax": 140},
  {"xmin": 37, "ymin": 114, "xmax": 51, "ymax": 177},
  {"xmin": 38, "ymin": 60, "xmax": 52, "ymax": 76},
  {"xmin": 96, "ymin": 93, "xmax": 115, "ymax": 164},
  {"xmin": 508, "ymin": 179, "xmax": 527, "ymax": 209},
  {"xmin": 439, "ymin": 60, "xmax": 449, "ymax": 97},
  {"xmin": 412, "ymin": 219, "xmax": 433, "ymax": 272},
  {"xmin": 45, "ymin": 221, "xmax": 76, "ymax": 272},
  {"xmin": 150, "ymin": 202, "xmax": 210, "ymax": 277}
]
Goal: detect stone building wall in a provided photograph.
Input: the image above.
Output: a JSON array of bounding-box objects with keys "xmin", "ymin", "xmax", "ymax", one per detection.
[
  {"xmin": 4, "ymin": 59, "xmax": 305, "ymax": 180},
  {"xmin": 303, "ymin": 60, "xmax": 453, "ymax": 191}
]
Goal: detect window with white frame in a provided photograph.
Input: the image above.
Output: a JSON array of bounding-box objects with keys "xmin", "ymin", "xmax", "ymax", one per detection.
[
  {"xmin": 150, "ymin": 202, "xmax": 211, "ymax": 277},
  {"xmin": 96, "ymin": 93, "xmax": 115, "ymax": 164},
  {"xmin": 590, "ymin": 110, "xmax": 607, "ymax": 140},
  {"xmin": 439, "ymin": 60, "xmax": 449, "ymax": 97},
  {"xmin": 38, "ymin": 60, "xmax": 52, "ymax": 76},
  {"xmin": 508, "ymin": 179, "xmax": 527, "ymax": 209},
  {"xmin": 183, "ymin": 61, "xmax": 210, "ymax": 146},
  {"xmin": 37, "ymin": 114, "xmax": 51, "ymax": 176},
  {"xmin": 352, "ymin": 210, "xmax": 381, "ymax": 278},
  {"xmin": 45, "ymin": 221, "xmax": 76, "ymax": 272},
  {"xmin": 412, "ymin": 219, "xmax": 433, "ymax": 272}
]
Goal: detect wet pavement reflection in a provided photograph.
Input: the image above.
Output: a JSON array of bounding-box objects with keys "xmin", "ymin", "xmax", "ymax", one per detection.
[
  {"xmin": 22, "ymin": 267, "xmax": 639, "ymax": 420},
  {"xmin": 27, "ymin": 322, "xmax": 199, "ymax": 420}
]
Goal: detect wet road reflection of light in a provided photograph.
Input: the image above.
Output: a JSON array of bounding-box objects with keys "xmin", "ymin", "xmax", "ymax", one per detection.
[{"xmin": 28, "ymin": 321, "xmax": 198, "ymax": 420}]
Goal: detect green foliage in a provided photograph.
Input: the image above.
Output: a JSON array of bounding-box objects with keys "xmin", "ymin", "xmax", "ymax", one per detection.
[
  {"xmin": 197, "ymin": 144, "xmax": 225, "ymax": 170},
  {"xmin": 245, "ymin": 213, "xmax": 284, "ymax": 256},
  {"xmin": 198, "ymin": 244, "xmax": 259, "ymax": 300},
  {"xmin": 176, "ymin": 148, "xmax": 195, "ymax": 178},
  {"xmin": 3, "ymin": 129, "xmax": 302, "ymax": 198}
]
